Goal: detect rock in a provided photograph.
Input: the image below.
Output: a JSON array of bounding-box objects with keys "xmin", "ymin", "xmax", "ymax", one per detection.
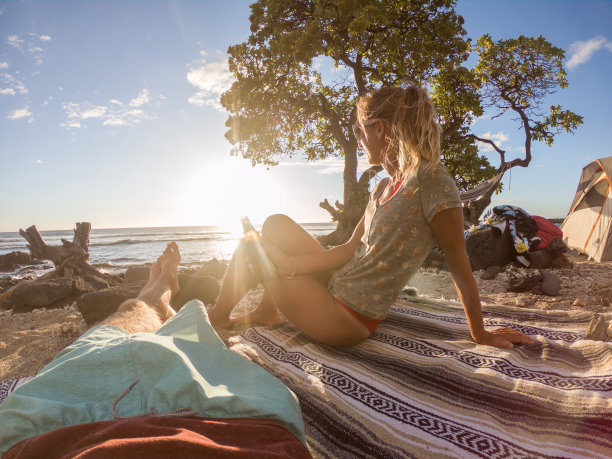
[
  {"xmin": 72, "ymin": 274, "xmax": 117, "ymax": 296},
  {"xmin": 585, "ymin": 315, "xmax": 609, "ymax": 341},
  {"xmin": 10, "ymin": 278, "xmax": 74, "ymax": 308},
  {"xmin": 601, "ymin": 298, "xmax": 610, "ymax": 308},
  {"xmin": 481, "ymin": 265, "xmax": 503, "ymax": 280},
  {"xmin": 0, "ymin": 251, "xmax": 44, "ymax": 272},
  {"xmin": 466, "ymin": 226, "xmax": 515, "ymax": 271},
  {"xmin": 508, "ymin": 273, "xmax": 543, "ymax": 293},
  {"xmin": 197, "ymin": 259, "xmax": 228, "ymax": 281},
  {"xmin": 76, "ymin": 281, "xmax": 146, "ymax": 326},
  {"xmin": 573, "ymin": 299, "xmax": 586, "ymax": 308},
  {"xmin": 123, "ymin": 266, "xmax": 151, "ymax": 284},
  {"xmin": 174, "ymin": 274, "xmax": 220, "ymax": 308},
  {"xmin": 608, "ymin": 322, "xmax": 612, "ymax": 338},
  {"xmin": 515, "ymin": 296, "xmax": 533, "ymax": 307},
  {"xmin": 528, "ymin": 250, "xmax": 553, "ymax": 269},
  {"xmin": 539, "ymin": 269, "xmax": 561, "ymax": 296}
]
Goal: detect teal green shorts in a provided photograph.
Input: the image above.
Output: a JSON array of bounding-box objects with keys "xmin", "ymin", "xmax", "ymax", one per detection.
[{"xmin": 0, "ymin": 300, "xmax": 305, "ymax": 455}]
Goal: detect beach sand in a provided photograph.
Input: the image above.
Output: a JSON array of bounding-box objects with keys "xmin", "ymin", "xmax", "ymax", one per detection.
[{"xmin": 1, "ymin": 253, "xmax": 611, "ymax": 381}]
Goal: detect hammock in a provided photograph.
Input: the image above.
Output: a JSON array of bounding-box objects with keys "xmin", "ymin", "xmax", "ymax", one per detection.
[{"xmin": 459, "ymin": 169, "xmax": 507, "ymax": 203}]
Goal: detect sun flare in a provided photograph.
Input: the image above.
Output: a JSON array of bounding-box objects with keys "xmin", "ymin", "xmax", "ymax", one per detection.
[{"xmin": 177, "ymin": 157, "xmax": 282, "ymax": 231}]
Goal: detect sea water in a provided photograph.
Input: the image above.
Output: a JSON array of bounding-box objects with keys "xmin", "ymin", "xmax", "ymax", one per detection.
[{"xmin": 0, "ymin": 223, "xmax": 336, "ymax": 277}]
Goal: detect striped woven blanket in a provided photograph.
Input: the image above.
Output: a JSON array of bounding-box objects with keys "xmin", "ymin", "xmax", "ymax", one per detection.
[{"xmin": 228, "ymin": 297, "xmax": 612, "ymax": 459}]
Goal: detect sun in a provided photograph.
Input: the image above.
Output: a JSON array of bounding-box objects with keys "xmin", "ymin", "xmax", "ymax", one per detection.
[{"xmin": 177, "ymin": 157, "xmax": 282, "ymax": 230}]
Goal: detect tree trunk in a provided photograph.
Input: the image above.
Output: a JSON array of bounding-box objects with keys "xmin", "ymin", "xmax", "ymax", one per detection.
[{"xmin": 318, "ymin": 164, "xmax": 382, "ymax": 246}]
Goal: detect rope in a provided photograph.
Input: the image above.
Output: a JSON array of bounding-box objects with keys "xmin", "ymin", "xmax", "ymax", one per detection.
[{"xmin": 111, "ymin": 379, "xmax": 198, "ymax": 420}]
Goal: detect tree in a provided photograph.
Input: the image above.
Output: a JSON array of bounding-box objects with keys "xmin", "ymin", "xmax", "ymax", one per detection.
[{"xmin": 221, "ymin": 0, "xmax": 581, "ymax": 245}]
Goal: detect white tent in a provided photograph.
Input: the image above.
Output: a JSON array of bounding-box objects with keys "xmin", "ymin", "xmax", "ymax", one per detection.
[{"xmin": 561, "ymin": 156, "xmax": 612, "ymax": 261}]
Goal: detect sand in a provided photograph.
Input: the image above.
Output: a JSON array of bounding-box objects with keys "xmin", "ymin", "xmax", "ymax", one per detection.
[{"xmin": 1, "ymin": 253, "xmax": 611, "ymax": 381}]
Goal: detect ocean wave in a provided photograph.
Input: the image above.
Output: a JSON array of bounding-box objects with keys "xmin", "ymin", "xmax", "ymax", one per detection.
[{"xmin": 89, "ymin": 235, "xmax": 223, "ymax": 247}]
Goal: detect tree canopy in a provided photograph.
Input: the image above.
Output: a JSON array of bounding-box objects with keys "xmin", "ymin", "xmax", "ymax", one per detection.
[{"xmin": 221, "ymin": 0, "xmax": 582, "ymax": 244}]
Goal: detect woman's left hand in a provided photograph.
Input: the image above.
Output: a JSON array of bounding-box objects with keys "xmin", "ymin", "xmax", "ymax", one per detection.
[{"xmin": 473, "ymin": 328, "xmax": 536, "ymax": 349}]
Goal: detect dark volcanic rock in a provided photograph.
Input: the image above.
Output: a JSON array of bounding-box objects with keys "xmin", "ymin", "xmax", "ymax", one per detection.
[
  {"xmin": 466, "ymin": 227, "xmax": 515, "ymax": 271},
  {"xmin": 174, "ymin": 274, "xmax": 220, "ymax": 309},
  {"xmin": 481, "ymin": 266, "xmax": 504, "ymax": 280},
  {"xmin": 10, "ymin": 278, "xmax": 74, "ymax": 307},
  {"xmin": 539, "ymin": 269, "xmax": 561, "ymax": 296},
  {"xmin": 196, "ymin": 259, "xmax": 227, "ymax": 281},
  {"xmin": 123, "ymin": 266, "xmax": 151, "ymax": 284},
  {"xmin": 76, "ymin": 281, "xmax": 147, "ymax": 326},
  {"xmin": 508, "ymin": 273, "xmax": 543, "ymax": 293},
  {"xmin": 0, "ymin": 251, "xmax": 44, "ymax": 272},
  {"xmin": 72, "ymin": 275, "xmax": 117, "ymax": 296}
]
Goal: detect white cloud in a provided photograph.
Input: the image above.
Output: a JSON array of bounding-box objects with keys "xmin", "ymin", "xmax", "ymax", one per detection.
[
  {"xmin": 476, "ymin": 131, "xmax": 509, "ymax": 152},
  {"xmin": 60, "ymin": 119, "xmax": 81, "ymax": 129},
  {"xmin": 36, "ymin": 159, "xmax": 43, "ymax": 164},
  {"xmin": 567, "ymin": 35, "xmax": 609, "ymax": 70},
  {"xmin": 7, "ymin": 35, "xmax": 24, "ymax": 50},
  {"xmin": 187, "ymin": 56, "xmax": 234, "ymax": 110},
  {"xmin": 61, "ymin": 89, "xmax": 155, "ymax": 129},
  {"xmin": 0, "ymin": 62, "xmax": 8, "ymax": 69},
  {"xmin": 39, "ymin": 35, "xmax": 51, "ymax": 42},
  {"xmin": 129, "ymin": 88, "xmax": 149, "ymax": 107},
  {"xmin": 0, "ymin": 73, "xmax": 27, "ymax": 95},
  {"xmin": 0, "ymin": 88, "xmax": 15, "ymax": 95},
  {"xmin": 7, "ymin": 107, "xmax": 32, "ymax": 121}
]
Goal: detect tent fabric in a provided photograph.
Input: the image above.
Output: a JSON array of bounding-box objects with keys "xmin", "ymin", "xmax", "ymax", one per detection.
[{"xmin": 562, "ymin": 156, "xmax": 612, "ymax": 262}]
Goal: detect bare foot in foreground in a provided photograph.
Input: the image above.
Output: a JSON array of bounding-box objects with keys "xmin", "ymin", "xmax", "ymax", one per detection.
[
  {"xmin": 138, "ymin": 242, "xmax": 181, "ymax": 321},
  {"xmin": 142, "ymin": 256, "xmax": 162, "ymax": 291}
]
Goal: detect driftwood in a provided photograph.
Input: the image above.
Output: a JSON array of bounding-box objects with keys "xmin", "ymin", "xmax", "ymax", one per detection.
[
  {"xmin": 0, "ymin": 223, "xmax": 117, "ymax": 308},
  {"xmin": 18, "ymin": 222, "xmax": 100, "ymax": 278}
]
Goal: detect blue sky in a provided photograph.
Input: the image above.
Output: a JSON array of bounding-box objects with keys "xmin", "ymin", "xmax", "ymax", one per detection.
[{"xmin": 0, "ymin": 0, "xmax": 611, "ymax": 232}]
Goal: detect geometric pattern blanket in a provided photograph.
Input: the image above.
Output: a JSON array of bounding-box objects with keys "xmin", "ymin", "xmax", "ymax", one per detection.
[{"xmin": 228, "ymin": 297, "xmax": 612, "ymax": 459}]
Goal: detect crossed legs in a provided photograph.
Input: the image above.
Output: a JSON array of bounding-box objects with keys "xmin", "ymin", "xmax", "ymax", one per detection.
[
  {"xmin": 99, "ymin": 242, "xmax": 181, "ymax": 334},
  {"xmin": 210, "ymin": 215, "xmax": 370, "ymax": 346}
]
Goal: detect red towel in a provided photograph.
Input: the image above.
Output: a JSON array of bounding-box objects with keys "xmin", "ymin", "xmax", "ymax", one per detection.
[
  {"xmin": 532, "ymin": 215, "xmax": 563, "ymax": 249},
  {"xmin": 4, "ymin": 416, "xmax": 312, "ymax": 459}
]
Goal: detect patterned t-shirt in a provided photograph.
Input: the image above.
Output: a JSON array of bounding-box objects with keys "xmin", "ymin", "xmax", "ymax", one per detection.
[{"xmin": 328, "ymin": 162, "xmax": 462, "ymax": 320}]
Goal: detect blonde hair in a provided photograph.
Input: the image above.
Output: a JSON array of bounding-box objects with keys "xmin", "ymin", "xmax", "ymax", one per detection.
[{"xmin": 356, "ymin": 84, "xmax": 441, "ymax": 182}]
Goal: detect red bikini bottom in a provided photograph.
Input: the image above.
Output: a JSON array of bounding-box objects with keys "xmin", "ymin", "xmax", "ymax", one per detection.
[{"xmin": 334, "ymin": 298, "xmax": 381, "ymax": 334}]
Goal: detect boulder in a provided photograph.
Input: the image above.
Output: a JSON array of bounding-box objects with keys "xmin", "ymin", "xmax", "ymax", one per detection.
[
  {"xmin": 539, "ymin": 269, "xmax": 561, "ymax": 296},
  {"xmin": 196, "ymin": 259, "xmax": 227, "ymax": 281},
  {"xmin": 466, "ymin": 227, "xmax": 515, "ymax": 271},
  {"xmin": 76, "ymin": 281, "xmax": 146, "ymax": 326},
  {"xmin": 123, "ymin": 266, "xmax": 151, "ymax": 284},
  {"xmin": 10, "ymin": 278, "xmax": 74, "ymax": 308},
  {"xmin": 480, "ymin": 265, "xmax": 504, "ymax": 280},
  {"xmin": 174, "ymin": 274, "xmax": 220, "ymax": 308},
  {"xmin": 508, "ymin": 273, "xmax": 543, "ymax": 293},
  {"xmin": 72, "ymin": 274, "xmax": 117, "ymax": 296},
  {"xmin": 0, "ymin": 251, "xmax": 44, "ymax": 272}
]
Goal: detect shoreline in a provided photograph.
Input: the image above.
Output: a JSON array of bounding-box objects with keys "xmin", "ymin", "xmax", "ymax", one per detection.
[{"xmin": 1, "ymin": 253, "xmax": 611, "ymax": 381}]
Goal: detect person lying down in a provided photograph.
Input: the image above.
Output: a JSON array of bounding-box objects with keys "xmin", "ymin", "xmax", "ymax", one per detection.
[{"xmin": 0, "ymin": 242, "xmax": 311, "ymax": 458}]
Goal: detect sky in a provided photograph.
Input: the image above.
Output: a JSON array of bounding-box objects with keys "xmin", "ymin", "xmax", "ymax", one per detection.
[{"xmin": 0, "ymin": 0, "xmax": 611, "ymax": 232}]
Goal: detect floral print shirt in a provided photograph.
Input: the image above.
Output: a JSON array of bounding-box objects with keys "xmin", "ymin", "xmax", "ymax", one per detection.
[{"xmin": 328, "ymin": 162, "xmax": 462, "ymax": 320}]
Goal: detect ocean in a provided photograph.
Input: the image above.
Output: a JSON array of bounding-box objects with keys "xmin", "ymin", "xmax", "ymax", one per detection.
[{"xmin": 0, "ymin": 223, "xmax": 337, "ymax": 278}]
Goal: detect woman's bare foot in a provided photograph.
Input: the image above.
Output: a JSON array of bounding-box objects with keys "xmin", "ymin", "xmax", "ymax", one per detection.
[
  {"xmin": 138, "ymin": 242, "xmax": 181, "ymax": 321},
  {"xmin": 229, "ymin": 305, "xmax": 282, "ymax": 329}
]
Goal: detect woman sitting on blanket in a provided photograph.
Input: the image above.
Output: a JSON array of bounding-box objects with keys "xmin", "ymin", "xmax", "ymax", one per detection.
[{"xmin": 210, "ymin": 84, "xmax": 535, "ymax": 349}]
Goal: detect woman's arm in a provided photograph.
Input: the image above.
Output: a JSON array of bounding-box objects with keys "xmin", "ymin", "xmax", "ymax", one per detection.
[
  {"xmin": 429, "ymin": 207, "xmax": 535, "ymax": 348},
  {"xmin": 265, "ymin": 216, "xmax": 365, "ymax": 277}
]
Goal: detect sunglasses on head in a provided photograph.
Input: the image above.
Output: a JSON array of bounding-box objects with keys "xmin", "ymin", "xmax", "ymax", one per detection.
[{"xmin": 352, "ymin": 119, "xmax": 380, "ymax": 141}]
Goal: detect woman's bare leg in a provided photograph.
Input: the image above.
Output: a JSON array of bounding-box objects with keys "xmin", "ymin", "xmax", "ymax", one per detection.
[
  {"xmin": 209, "ymin": 240, "xmax": 259, "ymax": 328},
  {"xmin": 210, "ymin": 214, "xmax": 334, "ymax": 328},
  {"xmin": 263, "ymin": 275, "xmax": 370, "ymax": 346},
  {"xmin": 99, "ymin": 242, "xmax": 181, "ymax": 333}
]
